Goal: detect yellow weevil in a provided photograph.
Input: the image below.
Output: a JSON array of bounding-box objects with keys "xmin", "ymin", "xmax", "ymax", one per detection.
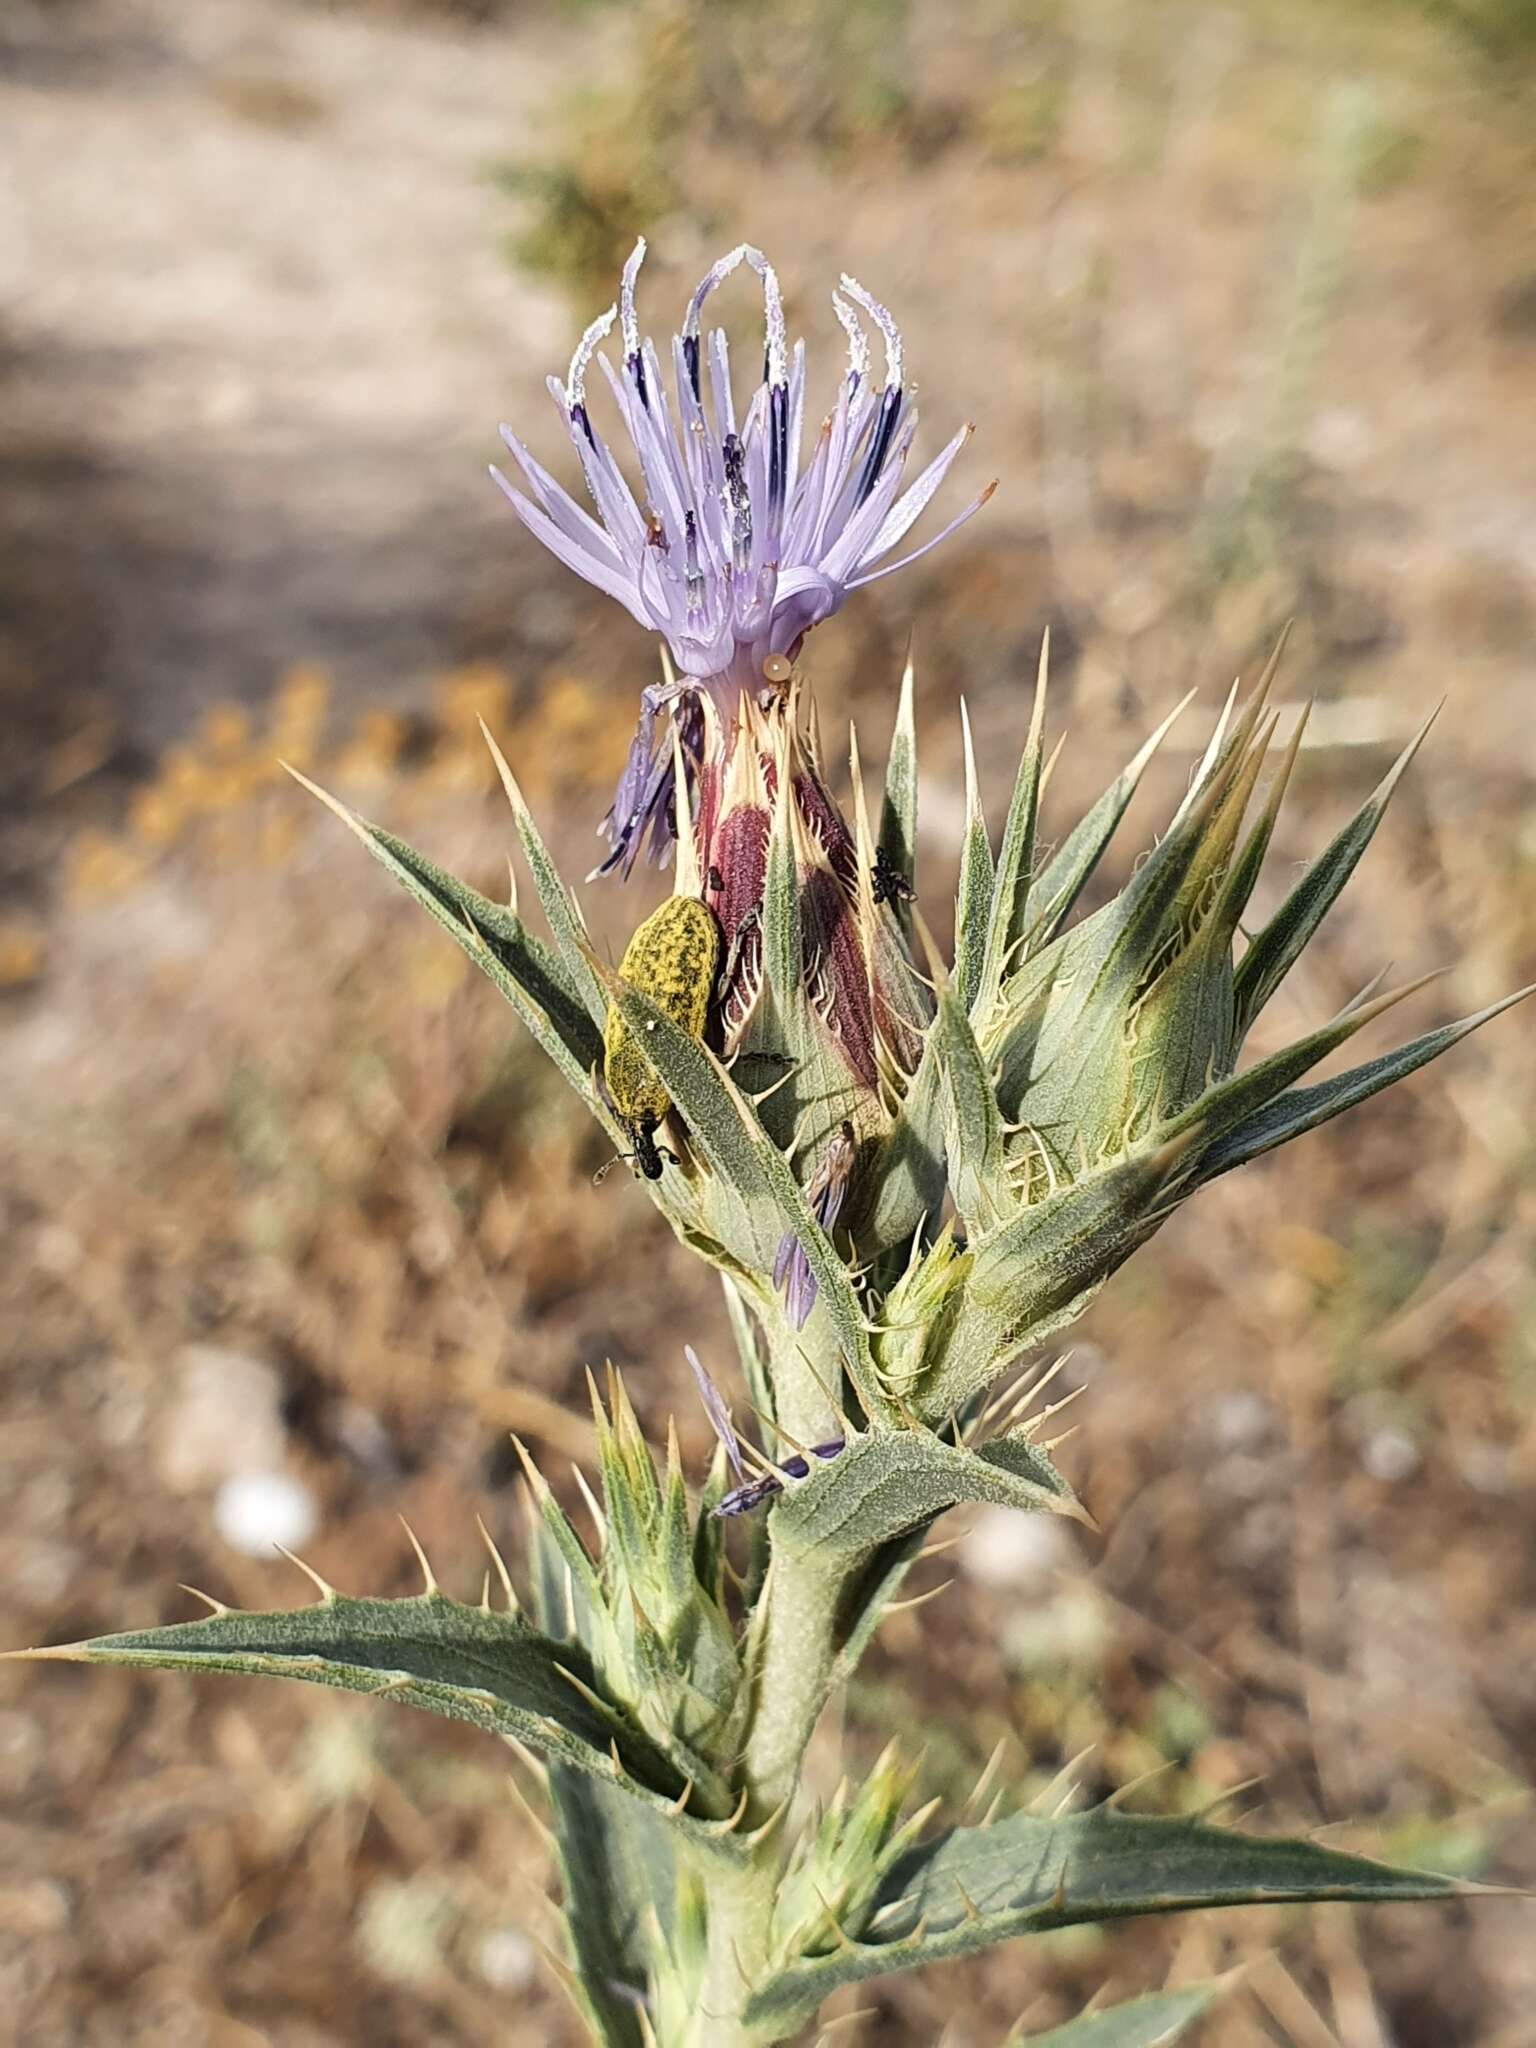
[{"xmin": 602, "ymin": 893, "xmax": 721, "ymax": 1179}]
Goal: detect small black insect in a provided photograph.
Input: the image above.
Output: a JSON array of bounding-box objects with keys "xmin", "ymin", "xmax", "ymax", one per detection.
[
  {"xmin": 872, "ymin": 846, "xmax": 915, "ymax": 908},
  {"xmin": 629, "ymin": 1113, "xmax": 666, "ymax": 1180}
]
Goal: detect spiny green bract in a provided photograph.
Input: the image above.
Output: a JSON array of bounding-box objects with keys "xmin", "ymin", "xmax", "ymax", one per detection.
[
  {"xmin": 767, "ymin": 1744, "xmax": 930, "ymax": 1969},
  {"xmin": 521, "ymin": 1369, "xmax": 745, "ymax": 1810},
  {"xmin": 307, "ymin": 652, "xmax": 1529, "ymax": 1439}
]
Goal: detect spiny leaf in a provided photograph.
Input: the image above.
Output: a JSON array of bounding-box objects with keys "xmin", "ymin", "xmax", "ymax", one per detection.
[
  {"xmin": 1198, "ymin": 982, "xmax": 1536, "ymax": 1182},
  {"xmin": 953, "ymin": 700, "xmax": 996, "ymax": 1013},
  {"xmin": 1025, "ymin": 692, "xmax": 1194, "ymax": 952},
  {"xmin": 975, "ymin": 633, "xmax": 1050, "ymax": 1026},
  {"xmin": 929, "ymin": 970, "xmax": 1012, "ymax": 1232},
  {"xmin": 878, "ymin": 644, "xmax": 918, "ymax": 934},
  {"xmin": 284, "ymin": 775, "xmax": 602, "ymax": 1097},
  {"xmin": 479, "ymin": 719, "xmax": 610, "ymax": 1032},
  {"xmin": 1166, "ymin": 703, "xmax": 1278, "ymax": 925},
  {"xmin": 875, "ymin": 1805, "xmax": 1466, "ymax": 1939},
  {"xmin": 771, "ymin": 1426, "xmax": 1087, "ymax": 1564},
  {"xmin": 907, "ymin": 907, "xmax": 1011, "ymax": 1232},
  {"xmin": 14, "ymin": 1594, "xmax": 691, "ymax": 1806},
  {"xmin": 1009, "ymin": 1984, "xmax": 1219, "ymax": 2048},
  {"xmin": 853, "ymin": 1022, "xmax": 947, "ymax": 1258},
  {"xmin": 549, "ymin": 1766, "xmax": 677, "ymax": 2048},
  {"xmin": 1202, "ymin": 701, "xmax": 1310, "ymax": 952},
  {"xmin": 915, "ymin": 1138, "xmax": 1195, "ymax": 1419},
  {"xmin": 989, "ymin": 751, "xmax": 1247, "ymax": 1141},
  {"xmin": 1232, "ymin": 707, "xmax": 1435, "ymax": 1042},
  {"xmin": 745, "ymin": 1803, "xmax": 1470, "ymax": 2024},
  {"xmin": 519, "ymin": 1443, "xmax": 609, "ymax": 1645},
  {"xmin": 1169, "ymin": 630, "xmax": 1285, "ymax": 829},
  {"xmin": 1157, "ymin": 971, "xmax": 1442, "ymax": 1164}
]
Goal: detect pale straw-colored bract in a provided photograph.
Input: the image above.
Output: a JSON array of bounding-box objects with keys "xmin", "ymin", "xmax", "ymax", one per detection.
[{"xmin": 492, "ymin": 240, "xmax": 993, "ymax": 875}]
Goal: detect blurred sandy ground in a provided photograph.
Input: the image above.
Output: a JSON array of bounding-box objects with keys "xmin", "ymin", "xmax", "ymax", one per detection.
[{"xmin": 2, "ymin": 0, "xmax": 1535, "ymax": 2042}]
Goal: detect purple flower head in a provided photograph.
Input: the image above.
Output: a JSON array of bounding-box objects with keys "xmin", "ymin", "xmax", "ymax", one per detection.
[{"xmin": 491, "ymin": 239, "xmax": 994, "ymax": 876}]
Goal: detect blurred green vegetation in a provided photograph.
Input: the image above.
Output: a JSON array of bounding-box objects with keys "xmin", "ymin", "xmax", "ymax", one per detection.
[
  {"xmin": 489, "ymin": 0, "xmax": 961, "ymax": 303},
  {"xmin": 487, "ymin": 0, "xmax": 1535, "ymax": 321},
  {"xmin": 302, "ymin": 0, "xmax": 1536, "ymax": 72},
  {"xmin": 1425, "ymin": 0, "xmax": 1536, "ymax": 61}
]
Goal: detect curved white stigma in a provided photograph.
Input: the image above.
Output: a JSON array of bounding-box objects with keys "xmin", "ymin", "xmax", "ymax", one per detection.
[{"xmin": 839, "ymin": 274, "xmax": 903, "ymax": 390}]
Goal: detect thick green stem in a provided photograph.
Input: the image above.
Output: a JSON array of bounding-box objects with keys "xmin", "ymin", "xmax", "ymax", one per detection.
[
  {"xmin": 741, "ymin": 1539, "xmax": 846, "ymax": 1823},
  {"xmin": 688, "ymin": 1329, "xmax": 860, "ymax": 2042},
  {"xmin": 765, "ymin": 1308, "xmax": 844, "ymax": 1450},
  {"xmin": 691, "ymin": 1508, "xmax": 856, "ymax": 2040},
  {"xmin": 698, "ymin": 1858, "xmax": 776, "ymax": 2047}
]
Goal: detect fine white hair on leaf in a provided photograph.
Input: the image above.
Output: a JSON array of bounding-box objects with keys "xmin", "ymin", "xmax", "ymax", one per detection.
[
  {"xmin": 566, "ymin": 304, "xmax": 617, "ymax": 412},
  {"xmin": 831, "ymin": 292, "xmax": 872, "ymax": 386},
  {"xmin": 619, "ymin": 238, "xmax": 647, "ymax": 363},
  {"xmin": 839, "ymin": 274, "xmax": 902, "ymax": 389}
]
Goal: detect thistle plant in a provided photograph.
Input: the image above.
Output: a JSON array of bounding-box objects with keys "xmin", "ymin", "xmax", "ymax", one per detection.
[{"xmin": 15, "ymin": 243, "xmax": 1529, "ymax": 2048}]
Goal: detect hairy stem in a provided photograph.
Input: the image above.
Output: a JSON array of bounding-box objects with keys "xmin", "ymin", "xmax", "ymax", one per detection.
[
  {"xmin": 742, "ymin": 1539, "xmax": 847, "ymax": 1823},
  {"xmin": 693, "ymin": 1473, "xmax": 858, "ymax": 2040},
  {"xmin": 698, "ymin": 1858, "xmax": 777, "ymax": 2048}
]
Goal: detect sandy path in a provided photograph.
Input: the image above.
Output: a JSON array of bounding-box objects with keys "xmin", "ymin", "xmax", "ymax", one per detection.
[{"xmin": 1, "ymin": 0, "xmax": 592, "ymax": 782}]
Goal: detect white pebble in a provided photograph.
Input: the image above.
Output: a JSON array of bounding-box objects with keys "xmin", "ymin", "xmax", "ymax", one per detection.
[
  {"xmin": 478, "ymin": 1925, "xmax": 537, "ymax": 1992},
  {"xmin": 1361, "ymin": 1428, "xmax": 1420, "ymax": 1484},
  {"xmin": 1209, "ymin": 1390, "xmax": 1275, "ymax": 1452},
  {"xmin": 214, "ymin": 1469, "xmax": 319, "ymax": 1556},
  {"xmin": 160, "ymin": 1345, "xmax": 287, "ymax": 1492},
  {"xmin": 960, "ymin": 1507, "xmax": 1072, "ymax": 1591}
]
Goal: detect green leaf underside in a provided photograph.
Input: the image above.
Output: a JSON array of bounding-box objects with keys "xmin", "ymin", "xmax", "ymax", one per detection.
[
  {"xmin": 39, "ymin": 1595, "xmax": 688, "ymax": 1805},
  {"xmin": 745, "ymin": 1806, "xmax": 1464, "ymax": 2023},
  {"xmin": 772, "ymin": 1428, "xmax": 1082, "ymax": 1561},
  {"xmin": 550, "ymin": 1765, "xmax": 676, "ymax": 2048},
  {"xmin": 829, "ymin": 1524, "xmax": 931, "ymax": 1691},
  {"xmin": 1012, "ymin": 1984, "xmax": 1218, "ymax": 2048},
  {"xmin": 356, "ymin": 824, "xmax": 604, "ymax": 1091}
]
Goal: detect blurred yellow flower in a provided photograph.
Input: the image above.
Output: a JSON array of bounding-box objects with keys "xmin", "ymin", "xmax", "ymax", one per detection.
[
  {"xmin": 66, "ymin": 830, "xmax": 148, "ymax": 902},
  {"xmin": 0, "ymin": 921, "xmax": 45, "ymax": 987}
]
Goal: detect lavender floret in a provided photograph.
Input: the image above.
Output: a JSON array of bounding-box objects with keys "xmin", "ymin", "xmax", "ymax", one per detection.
[{"xmin": 492, "ymin": 240, "xmax": 993, "ymax": 876}]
